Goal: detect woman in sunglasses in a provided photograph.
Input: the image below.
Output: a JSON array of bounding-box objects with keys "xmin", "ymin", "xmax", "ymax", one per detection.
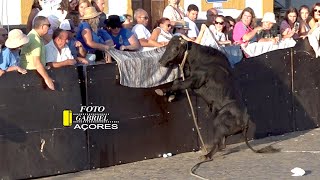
[
  {"xmin": 307, "ymin": 3, "xmax": 320, "ymax": 34},
  {"xmin": 150, "ymin": 18, "xmax": 173, "ymax": 46},
  {"xmin": 233, "ymin": 7, "xmax": 263, "ymax": 44},
  {"xmin": 105, "ymin": 15, "xmax": 140, "ymax": 51},
  {"xmin": 211, "ymin": 15, "xmax": 231, "ymax": 46}
]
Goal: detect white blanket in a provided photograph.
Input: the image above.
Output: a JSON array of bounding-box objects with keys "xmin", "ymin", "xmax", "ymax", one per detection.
[
  {"xmin": 199, "ymin": 26, "xmax": 297, "ymax": 61},
  {"xmin": 241, "ymin": 38, "xmax": 297, "ymax": 57},
  {"xmin": 108, "ymin": 47, "xmax": 179, "ymax": 88}
]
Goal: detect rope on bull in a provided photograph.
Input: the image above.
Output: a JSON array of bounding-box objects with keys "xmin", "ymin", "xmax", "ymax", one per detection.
[{"xmin": 176, "ymin": 48, "xmax": 212, "ymax": 180}]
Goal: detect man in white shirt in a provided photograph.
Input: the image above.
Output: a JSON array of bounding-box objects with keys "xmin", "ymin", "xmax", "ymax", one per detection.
[
  {"xmin": 184, "ymin": 4, "xmax": 199, "ymax": 41},
  {"xmin": 45, "ymin": 29, "xmax": 76, "ymax": 68},
  {"xmin": 132, "ymin": 8, "xmax": 162, "ymax": 51}
]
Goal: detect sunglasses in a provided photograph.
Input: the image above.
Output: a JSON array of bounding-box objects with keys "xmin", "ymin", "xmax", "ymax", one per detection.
[
  {"xmin": 43, "ymin": 23, "xmax": 51, "ymax": 28},
  {"xmin": 314, "ymin": 9, "xmax": 320, "ymax": 13},
  {"xmin": 215, "ymin": 21, "xmax": 224, "ymax": 25},
  {"xmin": 164, "ymin": 24, "xmax": 172, "ymax": 28},
  {"xmin": 140, "ymin": 16, "xmax": 149, "ymax": 20}
]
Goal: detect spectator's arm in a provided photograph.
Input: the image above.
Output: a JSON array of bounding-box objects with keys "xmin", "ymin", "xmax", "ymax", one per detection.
[
  {"xmin": 0, "ymin": 69, "xmax": 5, "ymax": 76},
  {"xmin": 150, "ymin": 28, "xmax": 161, "ymax": 41},
  {"xmin": 281, "ymin": 28, "xmax": 295, "ymax": 39},
  {"xmin": 33, "ymin": 56, "xmax": 55, "ymax": 90},
  {"xmin": 76, "ymin": 57, "xmax": 89, "ymax": 65},
  {"xmin": 74, "ymin": 41, "xmax": 87, "ymax": 57},
  {"xmin": 47, "ymin": 59, "xmax": 77, "ymax": 68},
  {"xmin": 146, "ymin": 38, "xmax": 163, "ymax": 47},
  {"xmin": 121, "ymin": 34, "xmax": 141, "ymax": 51},
  {"xmin": 136, "ymin": 38, "xmax": 162, "ymax": 47},
  {"xmin": 242, "ymin": 26, "xmax": 262, "ymax": 42},
  {"xmin": 6, "ymin": 66, "xmax": 27, "ymax": 74},
  {"xmin": 195, "ymin": 24, "xmax": 207, "ymax": 44},
  {"xmin": 82, "ymin": 29, "xmax": 111, "ymax": 51}
]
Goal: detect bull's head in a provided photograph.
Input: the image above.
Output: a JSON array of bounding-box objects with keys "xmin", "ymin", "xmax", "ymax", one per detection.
[{"xmin": 159, "ymin": 36, "xmax": 188, "ymax": 67}]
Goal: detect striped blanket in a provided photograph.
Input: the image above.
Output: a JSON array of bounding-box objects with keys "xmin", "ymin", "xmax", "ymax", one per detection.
[{"xmin": 108, "ymin": 47, "xmax": 179, "ymax": 88}]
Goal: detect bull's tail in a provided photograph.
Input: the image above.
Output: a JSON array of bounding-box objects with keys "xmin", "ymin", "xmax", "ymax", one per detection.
[{"xmin": 243, "ymin": 111, "xmax": 280, "ymax": 153}]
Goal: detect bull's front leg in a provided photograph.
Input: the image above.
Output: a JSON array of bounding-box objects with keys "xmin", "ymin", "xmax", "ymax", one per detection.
[
  {"xmin": 169, "ymin": 76, "xmax": 197, "ymax": 92},
  {"xmin": 155, "ymin": 76, "xmax": 197, "ymax": 96}
]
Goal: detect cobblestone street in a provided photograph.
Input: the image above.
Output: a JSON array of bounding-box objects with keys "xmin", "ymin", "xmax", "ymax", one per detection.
[{"xmin": 41, "ymin": 128, "xmax": 320, "ymax": 180}]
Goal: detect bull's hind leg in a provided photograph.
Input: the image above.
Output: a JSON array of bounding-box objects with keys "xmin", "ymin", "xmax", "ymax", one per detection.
[{"xmin": 218, "ymin": 136, "xmax": 226, "ymax": 150}]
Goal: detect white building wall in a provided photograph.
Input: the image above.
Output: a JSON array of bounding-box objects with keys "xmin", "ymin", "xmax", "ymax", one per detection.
[
  {"xmin": 0, "ymin": 0, "xmax": 22, "ymax": 26},
  {"xmin": 246, "ymin": 0, "xmax": 263, "ymax": 18},
  {"xmin": 107, "ymin": 0, "xmax": 128, "ymax": 16}
]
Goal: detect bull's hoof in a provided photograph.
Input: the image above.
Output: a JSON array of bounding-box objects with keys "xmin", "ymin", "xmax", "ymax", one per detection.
[
  {"xmin": 199, "ymin": 155, "xmax": 211, "ymax": 161},
  {"xmin": 168, "ymin": 95, "xmax": 175, "ymax": 102},
  {"xmin": 155, "ymin": 89, "xmax": 165, "ymax": 96}
]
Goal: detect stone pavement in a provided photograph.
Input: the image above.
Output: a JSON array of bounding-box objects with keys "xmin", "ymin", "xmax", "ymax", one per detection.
[{"xmin": 41, "ymin": 128, "xmax": 320, "ymax": 180}]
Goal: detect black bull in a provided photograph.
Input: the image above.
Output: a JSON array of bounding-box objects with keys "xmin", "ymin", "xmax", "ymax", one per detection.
[{"xmin": 157, "ymin": 36, "xmax": 279, "ymax": 160}]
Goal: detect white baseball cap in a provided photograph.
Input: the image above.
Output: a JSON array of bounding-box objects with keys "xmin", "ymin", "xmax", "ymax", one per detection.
[
  {"xmin": 261, "ymin": 12, "xmax": 276, "ymax": 23},
  {"xmin": 59, "ymin": 19, "xmax": 75, "ymax": 32}
]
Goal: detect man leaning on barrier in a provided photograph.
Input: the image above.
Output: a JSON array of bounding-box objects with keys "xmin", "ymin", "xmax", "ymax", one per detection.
[
  {"xmin": 20, "ymin": 16, "xmax": 55, "ymax": 90},
  {"xmin": 45, "ymin": 29, "xmax": 77, "ymax": 68}
]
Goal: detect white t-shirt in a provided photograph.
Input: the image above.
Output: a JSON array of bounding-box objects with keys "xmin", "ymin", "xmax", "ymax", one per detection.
[
  {"xmin": 163, "ymin": 5, "xmax": 185, "ymax": 21},
  {"xmin": 45, "ymin": 40, "xmax": 73, "ymax": 63},
  {"xmin": 208, "ymin": 25, "xmax": 226, "ymax": 42},
  {"xmin": 132, "ymin": 24, "xmax": 155, "ymax": 51},
  {"xmin": 156, "ymin": 27, "xmax": 173, "ymax": 42},
  {"xmin": 132, "ymin": 24, "xmax": 151, "ymax": 40},
  {"xmin": 184, "ymin": 17, "xmax": 199, "ymax": 38}
]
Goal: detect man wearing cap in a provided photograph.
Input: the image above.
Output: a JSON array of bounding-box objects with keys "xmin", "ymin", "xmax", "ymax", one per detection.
[
  {"xmin": 20, "ymin": 16, "xmax": 55, "ymax": 90},
  {"xmin": 106, "ymin": 15, "xmax": 140, "ymax": 51},
  {"xmin": 184, "ymin": 4, "xmax": 199, "ymax": 40},
  {"xmin": 0, "ymin": 29, "xmax": 28, "ymax": 75},
  {"xmin": 132, "ymin": 8, "xmax": 163, "ymax": 51},
  {"xmin": 257, "ymin": 12, "xmax": 279, "ymax": 44},
  {"xmin": 45, "ymin": 29, "xmax": 77, "ymax": 68},
  {"xmin": 172, "ymin": 21, "xmax": 194, "ymax": 42}
]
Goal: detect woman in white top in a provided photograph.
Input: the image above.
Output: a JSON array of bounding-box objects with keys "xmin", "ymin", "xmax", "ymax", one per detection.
[
  {"xmin": 211, "ymin": 15, "xmax": 231, "ymax": 46},
  {"xmin": 196, "ymin": 15, "xmax": 231, "ymax": 46},
  {"xmin": 163, "ymin": 0, "xmax": 185, "ymax": 24},
  {"xmin": 150, "ymin": 18, "xmax": 173, "ymax": 46}
]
